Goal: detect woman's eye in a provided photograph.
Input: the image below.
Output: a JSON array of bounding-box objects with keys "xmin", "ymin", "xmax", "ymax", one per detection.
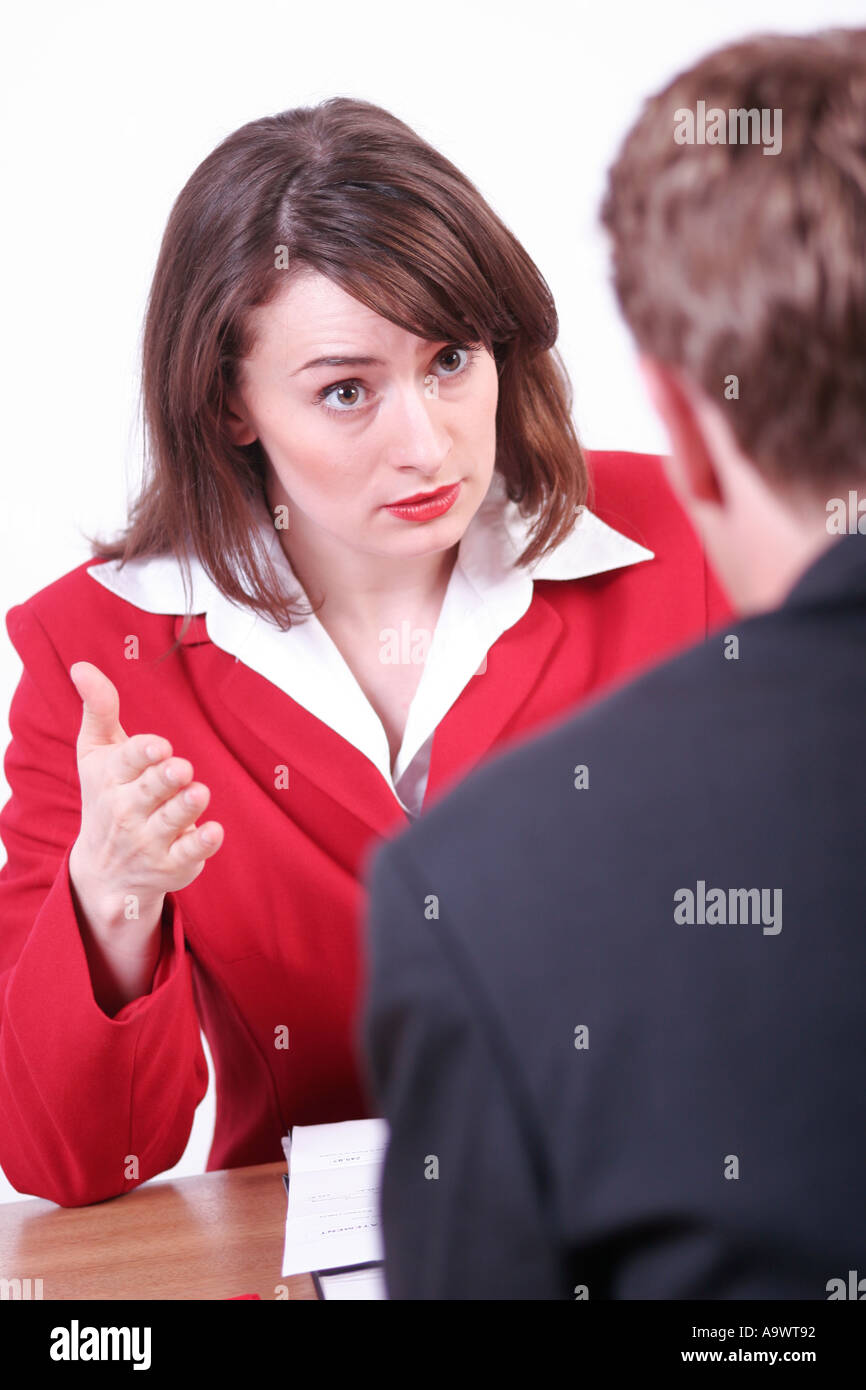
[
  {"xmin": 435, "ymin": 345, "xmax": 476, "ymax": 376},
  {"xmin": 320, "ymin": 381, "xmax": 367, "ymax": 412},
  {"xmin": 437, "ymin": 346, "xmax": 466, "ymax": 374},
  {"xmin": 317, "ymin": 344, "xmax": 480, "ymax": 415}
]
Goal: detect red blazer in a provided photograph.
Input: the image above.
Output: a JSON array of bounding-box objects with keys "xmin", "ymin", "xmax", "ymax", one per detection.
[{"xmin": 0, "ymin": 452, "xmax": 732, "ymax": 1205}]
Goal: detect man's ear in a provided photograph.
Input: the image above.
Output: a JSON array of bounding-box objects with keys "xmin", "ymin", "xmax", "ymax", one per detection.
[
  {"xmin": 637, "ymin": 356, "xmax": 723, "ymax": 506},
  {"xmin": 225, "ymin": 391, "xmax": 258, "ymax": 447}
]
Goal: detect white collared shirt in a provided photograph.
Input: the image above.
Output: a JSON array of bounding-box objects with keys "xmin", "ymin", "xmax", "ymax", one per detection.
[{"xmin": 87, "ymin": 472, "xmax": 653, "ymax": 819}]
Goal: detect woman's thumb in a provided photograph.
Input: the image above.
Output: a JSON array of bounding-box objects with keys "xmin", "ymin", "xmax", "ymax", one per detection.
[{"xmin": 70, "ymin": 661, "xmax": 126, "ymax": 752}]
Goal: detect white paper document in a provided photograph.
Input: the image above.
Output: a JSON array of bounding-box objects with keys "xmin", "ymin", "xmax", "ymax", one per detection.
[
  {"xmin": 317, "ymin": 1266, "xmax": 388, "ymax": 1300},
  {"xmin": 280, "ymin": 1117, "xmax": 389, "ymax": 1279}
]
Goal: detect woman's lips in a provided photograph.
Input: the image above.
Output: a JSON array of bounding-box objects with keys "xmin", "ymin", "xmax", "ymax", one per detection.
[{"xmin": 384, "ymin": 481, "xmax": 462, "ymax": 521}]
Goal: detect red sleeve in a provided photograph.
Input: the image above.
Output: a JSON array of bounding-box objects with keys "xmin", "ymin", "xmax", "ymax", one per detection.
[{"xmin": 0, "ymin": 600, "xmax": 209, "ymax": 1206}]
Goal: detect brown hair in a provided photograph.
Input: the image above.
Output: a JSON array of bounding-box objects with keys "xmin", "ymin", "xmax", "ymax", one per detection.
[
  {"xmin": 600, "ymin": 27, "xmax": 866, "ymax": 497},
  {"xmin": 88, "ymin": 97, "xmax": 586, "ymax": 632}
]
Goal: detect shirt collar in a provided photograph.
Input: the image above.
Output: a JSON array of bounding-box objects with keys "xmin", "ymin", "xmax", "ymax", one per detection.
[
  {"xmin": 86, "ymin": 473, "xmax": 654, "ymax": 802},
  {"xmin": 86, "ymin": 470, "xmax": 654, "ymax": 621}
]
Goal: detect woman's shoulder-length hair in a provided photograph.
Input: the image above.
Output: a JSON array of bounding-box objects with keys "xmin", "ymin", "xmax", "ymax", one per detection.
[{"xmin": 88, "ymin": 96, "xmax": 588, "ymax": 634}]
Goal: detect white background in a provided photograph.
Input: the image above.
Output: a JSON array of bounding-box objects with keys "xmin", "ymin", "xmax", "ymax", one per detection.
[{"xmin": 1, "ymin": 0, "xmax": 860, "ymax": 1203}]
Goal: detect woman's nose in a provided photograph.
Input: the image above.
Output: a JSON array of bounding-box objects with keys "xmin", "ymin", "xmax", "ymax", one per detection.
[{"xmin": 383, "ymin": 377, "xmax": 451, "ymax": 470}]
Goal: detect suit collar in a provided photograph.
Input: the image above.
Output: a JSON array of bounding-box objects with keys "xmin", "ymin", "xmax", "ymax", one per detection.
[{"xmin": 781, "ymin": 533, "xmax": 866, "ymax": 613}]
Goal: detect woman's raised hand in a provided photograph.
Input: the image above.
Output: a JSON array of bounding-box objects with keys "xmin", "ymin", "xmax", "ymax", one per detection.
[{"xmin": 67, "ymin": 661, "xmax": 224, "ymax": 934}]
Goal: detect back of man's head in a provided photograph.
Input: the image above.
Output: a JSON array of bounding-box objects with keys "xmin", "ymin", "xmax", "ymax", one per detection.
[{"xmin": 602, "ymin": 29, "xmax": 866, "ymax": 521}]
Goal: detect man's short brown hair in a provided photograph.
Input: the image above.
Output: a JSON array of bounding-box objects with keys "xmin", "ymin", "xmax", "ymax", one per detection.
[{"xmin": 601, "ymin": 28, "xmax": 866, "ymax": 497}]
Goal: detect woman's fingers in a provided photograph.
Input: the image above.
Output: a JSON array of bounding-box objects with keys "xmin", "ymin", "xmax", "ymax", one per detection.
[
  {"xmin": 134, "ymin": 756, "xmax": 194, "ymax": 810},
  {"xmin": 148, "ymin": 781, "xmax": 211, "ymax": 844},
  {"xmin": 167, "ymin": 820, "xmax": 225, "ymax": 871},
  {"xmin": 112, "ymin": 734, "xmax": 175, "ymax": 786}
]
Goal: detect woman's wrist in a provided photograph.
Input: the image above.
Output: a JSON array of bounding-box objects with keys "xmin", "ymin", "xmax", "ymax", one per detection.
[
  {"xmin": 68, "ymin": 839, "xmax": 166, "ymax": 947},
  {"xmin": 68, "ymin": 845, "xmax": 166, "ymax": 1013}
]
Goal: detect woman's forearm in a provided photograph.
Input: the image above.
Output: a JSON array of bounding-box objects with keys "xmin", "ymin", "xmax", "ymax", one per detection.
[{"xmin": 68, "ymin": 843, "xmax": 166, "ymax": 1015}]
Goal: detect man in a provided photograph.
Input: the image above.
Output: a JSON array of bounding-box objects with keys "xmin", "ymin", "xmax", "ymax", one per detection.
[{"xmin": 360, "ymin": 28, "xmax": 866, "ymax": 1298}]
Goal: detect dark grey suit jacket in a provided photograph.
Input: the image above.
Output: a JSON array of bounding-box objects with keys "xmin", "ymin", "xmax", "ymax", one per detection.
[{"xmin": 360, "ymin": 533, "xmax": 866, "ymax": 1299}]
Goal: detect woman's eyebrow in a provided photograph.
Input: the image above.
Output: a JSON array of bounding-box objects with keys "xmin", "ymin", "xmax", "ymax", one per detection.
[
  {"xmin": 291, "ymin": 354, "xmax": 387, "ymax": 375},
  {"xmin": 291, "ymin": 339, "xmax": 446, "ymax": 376}
]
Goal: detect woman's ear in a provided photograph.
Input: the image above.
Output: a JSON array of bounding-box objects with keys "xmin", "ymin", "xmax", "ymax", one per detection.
[{"xmin": 225, "ymin": 391, "xmax": 258, "ymax": 446}]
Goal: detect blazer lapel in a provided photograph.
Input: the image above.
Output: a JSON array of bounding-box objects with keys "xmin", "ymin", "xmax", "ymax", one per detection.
[
  {"xmin": 173, "ymin": 617, "xmax": 411, "ymax": 839},
  {"xmin": 423, "ymin": 590, "xmax": 565, "ymax": 808},
  {"xmin": 174, "ymin": 599, "xmax": 565, "ymax": 837}
]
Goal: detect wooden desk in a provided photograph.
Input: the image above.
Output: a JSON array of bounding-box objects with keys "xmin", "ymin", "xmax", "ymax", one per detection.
[{"xmin": 0, "ymin": 1160, "xmax": 317, "ymax": 1300}]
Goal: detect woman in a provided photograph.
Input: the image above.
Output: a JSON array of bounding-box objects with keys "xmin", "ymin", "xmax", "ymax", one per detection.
[{"xmin": 0, "ymin": 98, "xmax": 731, "ymax": 1207}]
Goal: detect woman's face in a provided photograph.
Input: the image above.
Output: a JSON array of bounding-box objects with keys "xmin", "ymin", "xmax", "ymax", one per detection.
[{"xmin": 227, "ymin": 268, "xmax": 500, "ymax": 563}]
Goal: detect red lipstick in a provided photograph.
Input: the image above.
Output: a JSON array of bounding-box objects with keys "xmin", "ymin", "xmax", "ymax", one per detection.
[{"xmin": 384, "ymin": 481, "xmax": 461, "ymax": 522}]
